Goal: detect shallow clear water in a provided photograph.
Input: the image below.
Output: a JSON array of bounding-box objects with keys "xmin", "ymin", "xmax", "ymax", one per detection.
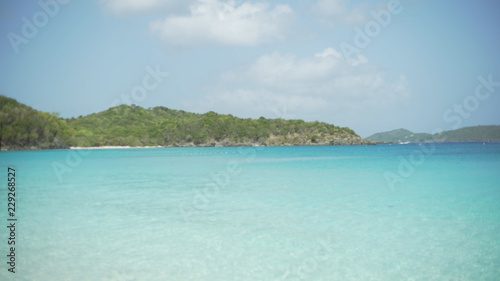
[{"xmin": 1, "ymin": 143, "xmax": 499, "ymax": 280}]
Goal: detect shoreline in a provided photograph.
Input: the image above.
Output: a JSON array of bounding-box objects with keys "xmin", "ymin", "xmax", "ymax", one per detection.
[
  {"xmin": 69, "ymin": 145, "xmax": 163, "ymax": 150},
  {"xmin": 2, "ymin": 141, "xmax": 498, "ymax": 152},
  {"xmin": 1, "ymin": 143, "xmax": 370, "ymax": 152}
]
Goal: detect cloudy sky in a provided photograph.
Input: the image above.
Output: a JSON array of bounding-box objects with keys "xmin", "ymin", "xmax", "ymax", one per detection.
[{"xmin": 1, "ymin": 0, "xmax": 499, "ymax": 137}]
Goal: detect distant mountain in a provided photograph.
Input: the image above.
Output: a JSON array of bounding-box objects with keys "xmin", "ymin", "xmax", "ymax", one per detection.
[
  {"xmin": 0, "ymin": 95, "xmax": 371, "ymax": 150},
  {"xmin": 433, "ymin": 126, "xmax": 500, "ymax": 142},
  {"xmin": 366, "ymin": 128, "xmax": 432, "ymax": 143},
  {"xmin": 367, "ymin": 126, "xmax": 500, "ymax": 143}
]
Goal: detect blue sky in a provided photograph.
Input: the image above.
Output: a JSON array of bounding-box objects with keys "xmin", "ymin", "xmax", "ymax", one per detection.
[{"xmin": 1, "ymin": 0, "xmax": 499, "ymax": 137}]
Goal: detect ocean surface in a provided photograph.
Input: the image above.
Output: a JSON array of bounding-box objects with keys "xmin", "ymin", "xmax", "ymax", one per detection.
[{"xmin": 1, "ymin": 143, "xmax": 499, "ymax": 280}]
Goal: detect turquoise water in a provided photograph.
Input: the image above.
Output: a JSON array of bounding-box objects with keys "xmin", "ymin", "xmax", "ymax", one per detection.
[{"xmin": 1, "ymin": 143, "xmax": 499, "ymax": 280}]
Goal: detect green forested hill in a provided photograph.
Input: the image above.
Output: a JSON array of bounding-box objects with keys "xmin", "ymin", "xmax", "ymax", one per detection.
[
  {"xmin": 433, "ymin": 126, "xmax": 500, "ymax": 142},
  {"xmin": 366, "ymin": 128, "xmax": 432, "ymax": 143},
  {"xmin": 0, "ymin": 96, "xmax": 72, "ymax": 150},
  {"xmin": 367, "ymin": 126, "xmax": 500, "ymax": 143},
  {"xmin": 65, "ymin": 104, "xmax": 365, "ymax": 147},
  {"xmin": 0, "ymin": 95, "xmax": 369, "ymax": 150}
]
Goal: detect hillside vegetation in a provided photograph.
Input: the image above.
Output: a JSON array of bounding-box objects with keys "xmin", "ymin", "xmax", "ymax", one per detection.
[
  {"xmin": 366, "ymin": 128, "xmax": 432, "ymax": 143},
  {"xmin": 433, "ymin": 126, "xmax": 500, "ymax": 142},
  {"xmin": 0, "ymin": 96, "xmax": 72, "ymax": 150},
  {"xmin": 0, "ymin": 95, "xmax": 370, "ymax": 150},
  {"xmin": 367, "ymin": 126, "xmax": 500, "ymax": 143}
]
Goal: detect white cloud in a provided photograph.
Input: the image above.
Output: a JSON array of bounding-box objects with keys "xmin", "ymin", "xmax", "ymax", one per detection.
[
  {"xmin": 101, "ymin": 0, "xmax": 184, "ymax": 15},
  {"xmin": 183, "ymin": 48, "xmax": 410, "ymax": 121},
  {"xmin": 196, "ymin": 89, "xmax": 329, "ymax": 119},
  {"xmin": 149, "ymin": 0, "xmax": 294, "ymax": 47},
  {"xmin": 311, "ymin": 0, "xmax": 369, "ymax": 27}
]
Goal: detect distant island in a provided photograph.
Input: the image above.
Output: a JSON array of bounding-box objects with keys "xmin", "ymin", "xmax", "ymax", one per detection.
[
  {"xmin": 0, "ymin": 95, "xmax": 371, "ymax": 150},
  {"xmin": 367, "ymin": 127, "xmax": 500, "ymax": 143}
]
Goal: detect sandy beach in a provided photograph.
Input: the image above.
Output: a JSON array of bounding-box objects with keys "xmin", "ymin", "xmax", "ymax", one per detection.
[{"xmin": 69, "ymin": 145, "xmax": 163, "ymax": 150}]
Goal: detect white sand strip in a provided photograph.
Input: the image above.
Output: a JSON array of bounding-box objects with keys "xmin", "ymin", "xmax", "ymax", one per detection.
[{"xmin": 69, "ymin": 146, "xmax": 162, "ymax": 150}]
